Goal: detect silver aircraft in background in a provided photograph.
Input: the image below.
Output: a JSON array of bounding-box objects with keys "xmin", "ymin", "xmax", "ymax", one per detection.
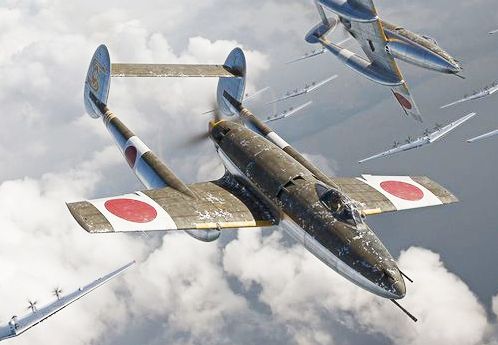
[
  {"xmin": 489, "ymin": 29, "xmax": 498, "ymax": 35},
  {"xmin": 268, "ymin": 75, "xmax": 337, "ymax": 104},
  {"xmin": 0, "ymin": 262, "xmax": 134, "ymax": 342},
  {"xmin": 468, "ymin": 129, "xmax": 498, "ymax": 143},
  {"xmin": 359, "ymin": 113, "xmax": 476, "ymax": 163},
  {"xmin": 303, "ymin": 0, "xmax": 463, "ymax": 122},
  {"xmin": 441, "ymin": 81, "xmax": 498, "ymax": 109},
  {"xmin": 265, "ymin": 101, "xmax": 312, "ymax": 123}
]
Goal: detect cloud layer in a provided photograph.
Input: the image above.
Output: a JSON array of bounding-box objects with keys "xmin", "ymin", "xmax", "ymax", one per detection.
[{"xmin": 0, "ymin": 1, "xmax": 496, "ymax": 345}]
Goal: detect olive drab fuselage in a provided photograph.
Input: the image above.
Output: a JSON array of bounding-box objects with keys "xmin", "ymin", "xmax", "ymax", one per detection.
[{"xmin": 211, "ymin": 120, "xmax": 406, "ymax": 299}]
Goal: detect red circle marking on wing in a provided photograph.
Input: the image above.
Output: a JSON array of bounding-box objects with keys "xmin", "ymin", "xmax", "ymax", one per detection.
[
  {"xmin": 125, "ymin": 146, "xmax": 138, "ymax": 168},
  {"xmin": 380, "ymin": 181, "xmax": 424, "ymax": 201},
  {"xmin": 393, "ymin": 92, "xmax": 413, "ymax": 110},
  {"xmin": 104, "ymin": 198, "xmax": 157, "ymax": 223}
]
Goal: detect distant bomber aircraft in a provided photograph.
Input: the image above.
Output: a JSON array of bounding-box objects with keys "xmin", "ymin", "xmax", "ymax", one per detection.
[
  {"xmin": 304, "ymin": 0, "xmax": 463, "ymax": 122},
  {"xmin": 441, "ymin": 81, "xmax": 498, "ymax": 109},
  {"xmin": 0, "ymin": 262, "xmax": 134, "ymax": 341},
  {"xmin": 467, "ymin": 129, "xmax": 498, "ymax": 143},
  {"xmin": 359, "ymin": 112, "xmax": 476, "ymax": 163},
  {"xmin": 68, "ymin": 45, "xmax": 461, "ymax": 322},
  {"xmin": 489, "ymin": 28, "xmax": 498, "ymax": 35},
  {"xmin": 268, "ymin": 75, "xmax": 337, "ymax": 104},
  {"xmin": 265, "ymin": 101, "xmax": 312, "ymax": 123}
]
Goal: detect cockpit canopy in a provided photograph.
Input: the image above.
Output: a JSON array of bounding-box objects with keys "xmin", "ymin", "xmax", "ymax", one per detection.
[{"xmin": 315, "ymin": 184, "xmax": 364, "ymax": 226}]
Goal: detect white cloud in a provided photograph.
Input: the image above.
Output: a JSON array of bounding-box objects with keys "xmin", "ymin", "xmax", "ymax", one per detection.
[{"xmin": 224, "ymin": 230, "xmax": 497, "ymax": 345}]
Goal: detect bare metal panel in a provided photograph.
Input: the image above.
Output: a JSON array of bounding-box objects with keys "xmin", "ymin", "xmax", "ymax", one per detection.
[{"xmin": 111, "ymin": 64, "xmax": 241, "ymax": 78}]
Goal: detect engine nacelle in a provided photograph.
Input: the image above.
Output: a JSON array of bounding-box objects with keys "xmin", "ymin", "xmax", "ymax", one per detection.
[
  {"xmin": 184, "ymin": 229, "xmax": 221, "ymax": 242},
  {"xmin": 385, "ymin": 40, "xmax": 457, "ymax": 74}
]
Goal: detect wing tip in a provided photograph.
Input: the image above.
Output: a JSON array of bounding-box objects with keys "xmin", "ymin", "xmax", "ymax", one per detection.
[
  {"xmin": 411, "ymin": 176, "xmax": 459, "ymax": 204},
  {"xmin": 66, "ymin": 201, "xmax": 114, "ymax": 234}
]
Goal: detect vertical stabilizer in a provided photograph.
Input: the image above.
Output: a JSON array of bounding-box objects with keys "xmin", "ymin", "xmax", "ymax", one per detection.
[
  {"xmin": 217, "ymin": 48, "xmax": 247, "ymax": 117},
  {"xmin": 84, "ymin": 45, "xmax": 111, "ymax": 119}
]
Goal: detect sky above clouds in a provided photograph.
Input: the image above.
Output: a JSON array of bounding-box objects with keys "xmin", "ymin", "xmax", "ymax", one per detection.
[{"xmin": 0, "ymin": 0, "xmax": 497, "ymax": 345}]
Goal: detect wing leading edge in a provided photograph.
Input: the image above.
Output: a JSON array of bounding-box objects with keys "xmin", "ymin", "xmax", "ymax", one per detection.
[{"xmin": 111, "ymin": 64, "xmax": 242, "ymax": 78}]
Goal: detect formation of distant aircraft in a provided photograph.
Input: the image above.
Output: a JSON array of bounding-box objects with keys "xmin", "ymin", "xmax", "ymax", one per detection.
[{"xmin": 1, "ymin": 0, "xmax": 497, "ymax": 341}]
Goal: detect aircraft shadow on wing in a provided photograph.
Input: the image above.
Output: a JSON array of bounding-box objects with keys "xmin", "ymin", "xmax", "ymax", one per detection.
[{"xmin": 359, "ymin": 112, "xmax": 476, "ymax": 163}]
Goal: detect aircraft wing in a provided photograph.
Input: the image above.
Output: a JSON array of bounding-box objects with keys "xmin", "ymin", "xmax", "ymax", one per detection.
[
  {"xmin": 441, "ymin": 91, "xmax": 489, "ymax": 109},
  {"xmin": 111, "ymin": 64, "xmax": 241, "ymax": 78},
  {"xmin": 0, "ymin": 261, "xmax": 134, "ymax": 341},
  {"xmin": 467, "ymin": 129, "xmax": 498, "ymax": 143},
  {"xmin": 489, "ymin": 29, "xmax": 498, "ymax": 35},
  {"xmin": 265, "ymin": 101, "xmax": 312, "ymax": 123},
  {"xmin": 306, "ymin": 75, "xmax": 338, "ymax": 92},
  {"xmin": 358, "ymin": 138, "xmax": 426, "ymax": 163},
  {"xmin": 428, "ymin": 112, "xmax": 476, "ymax": 142},
  {"xmin": 286, "ymin": 48, "xmax": 326, "ymax": 64},
  {"xmin": 67, "ymin": 175, "xmax": 277, "ymax": 233},
  {"xmin": 268, "ymin": 92, "xmax": 299, "ymax": 105},
  {"xmin": 268, "ymin": 75, "xmax": 337, "ymax": 104},
  {"xmin": 244, "ymin": 86, "xmax": 270, "ymax": 102},
  {"xmin": 329, "ymin": 174, "xmax": 457, "ymax": 215}
]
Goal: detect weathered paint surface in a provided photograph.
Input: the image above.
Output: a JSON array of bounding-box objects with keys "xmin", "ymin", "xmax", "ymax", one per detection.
[{"xmin": 211, "ymin": 120, "xmax": 405, "ymax": 299}]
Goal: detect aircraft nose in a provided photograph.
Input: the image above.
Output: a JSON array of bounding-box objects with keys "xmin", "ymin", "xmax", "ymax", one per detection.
[
  {"xmin": 384, "ymin": 268, "xmax": 406, "ymax": 299},
  {"xmin": 444, "ymin": 58, "xmax": 462, "ymax": 74},
  {"xmin": 450, "ymin": 62, "xmax": 462, "ymax": 74}
]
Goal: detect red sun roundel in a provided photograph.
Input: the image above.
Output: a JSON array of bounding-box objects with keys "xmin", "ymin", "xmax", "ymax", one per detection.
[
  {"xmin": 380, "ymin": 181, "xmax": 424, "ymax": 201},
  {"xmin": 125, "ymin": 146, "xmax": 137, "ymax": 168},
  {"xmin": 393, "ymin": 92, "xmax": 412, "ymax": 110},
  {"xmin": 104, "ymin": 198, "xmax": 157, "ymax": 223}
]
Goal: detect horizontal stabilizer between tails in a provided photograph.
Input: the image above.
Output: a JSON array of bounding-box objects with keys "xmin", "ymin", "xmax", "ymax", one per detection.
[{"xmin": 111, "ymin": 64, "xmax": 242, "ymax": 78}]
